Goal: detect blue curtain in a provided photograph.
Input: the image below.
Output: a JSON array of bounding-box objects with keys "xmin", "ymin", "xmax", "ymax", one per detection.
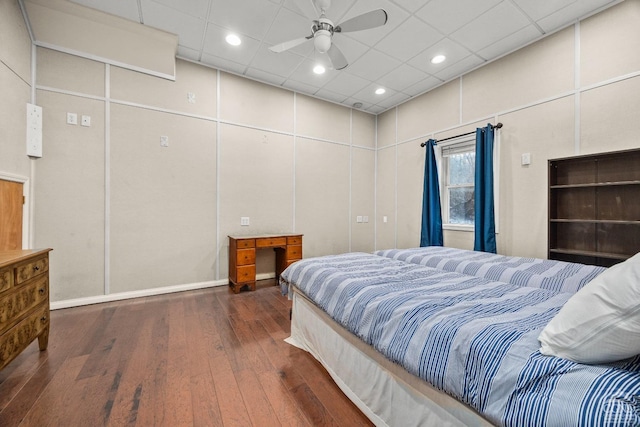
[
  {"xmin": 420, "ymin": 139, "xmax": 443, "ymax": 247},
  {"xmin": 474, "ymin": 125, "xmax": 496, "ymax": 253}
]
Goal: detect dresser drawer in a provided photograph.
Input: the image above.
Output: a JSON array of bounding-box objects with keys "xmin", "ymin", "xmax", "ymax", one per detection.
[
  {"xmin": 0, "ymin": 275, "xmax": 49, "ymax": 335},
  {"xmin": 235, "ymin": 248, "xmax": 256, "ymax": 266},
  {"xmin": 0, "ymin": 268, "xmax": 12, "ymax": 294},
  {"xmin": 287, "ymin": 236, "xmax": 302, "ymax": 245},
  {"xmin": 0, "ymin": 305, "xmax": 49, "ymax": 370},
  {"xmin": 235, "ymin": 265, "xmax": 256, "ymax": 284},
  {"xmin": 286, "ymin": 245, "xmax": 302, "ymax": 261},
  {"xmin": 256, "ymin": 237, "xmax": 287, "ymax": 248},
  {"xmin": 15, "ymin": 255, "xmax": 49, "ymax": 285}
]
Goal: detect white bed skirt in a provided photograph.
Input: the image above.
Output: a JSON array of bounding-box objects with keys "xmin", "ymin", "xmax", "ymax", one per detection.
[{"xmin": 287, "ymin": 288, "xmax": 494, "ymax": 427}]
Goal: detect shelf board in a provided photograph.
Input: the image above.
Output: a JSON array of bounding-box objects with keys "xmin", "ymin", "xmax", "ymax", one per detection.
[
  {"xmin": 550, "ymin": 180, "xmax": 640, "ymax": 189},
  {"xmin": 549, "ymin": 248, "xmax": 631, "ymax": 260},
  {"xmin": 550, "ymin": 219, "xmax": 640, "ymax": 225}
]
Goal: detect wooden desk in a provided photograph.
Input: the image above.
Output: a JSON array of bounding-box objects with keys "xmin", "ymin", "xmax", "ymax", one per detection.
[{"xmin": 228, "ymin": 234, "xmax": 303, "ymax": 293}]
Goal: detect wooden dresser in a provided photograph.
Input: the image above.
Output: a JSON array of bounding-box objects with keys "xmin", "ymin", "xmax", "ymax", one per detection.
[
  {"xmin": 228, "ymin": 234, "xmax": 302, "ymax": 293},
  {"xmin": 0, "ymin": 249, "xmax": 52, "ymax": 371}
]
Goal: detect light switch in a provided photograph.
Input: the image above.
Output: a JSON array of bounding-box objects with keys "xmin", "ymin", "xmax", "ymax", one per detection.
[
  {"xmin": 521, "ymin": 153, "xmax": 531, "ymax": 165},
  {"xmin": 67, "ymin": 112, "xmax": 77, "ymax": 125},
  {"xmin": 363, "ymin": 216, "xmax": 369, "ymax": 223},
  {"xmin": 356, "ymin": 216, "xmax": 363, "ymax": 223},
  {"xmin": 160, "ymin": 136, "xmax": 169, "ymax": 147},
  {"xmin": 81, "ymin": 115, "xmax": 91, "ymax": 127},
  {"xmin": 383, "ymin": 216, "xmax": 388, "ymax": 223}
]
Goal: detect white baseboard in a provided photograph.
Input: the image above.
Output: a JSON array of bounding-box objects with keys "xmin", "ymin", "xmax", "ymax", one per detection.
[{"xmin": 50, "ymin": 279, "xmax": 229, "ymax": 310}]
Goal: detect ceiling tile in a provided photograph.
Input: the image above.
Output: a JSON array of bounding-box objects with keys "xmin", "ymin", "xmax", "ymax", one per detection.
[
  {"xmin": 245, "ymin": 67, "xmax": 286, "ymax": 85},
  {"xmin": 374, "ymin": 16, "xmax": 443, "ymax": 62},
  {"xmin": 434, "ymin": 55, "xmax": 484, "ymax": 81},
  {"xmin": 403, "ymin": 75, "xmax": 444, "ymax": 97},
  {"xmin": 264, "ymin": 6, "xmax": 314, "ymax": 53},
  {"xmin": 208, "ymin": 0, "xmax": 280, "ymax": 40},
  {"xmin": 536, "ymin": 0, "xmax": 616, "ymax": 33},
  {"xmin": 149, "ymin": 0, "xmax": 210, "ymax": 19},
  {"xmin": 416, "ymin": 0, "xmax": 502, "ymax": 35},
  {"xmin": 407, "ymin": 38, "xmax": 472, "ymax": 75},
  {"xmin": 512, "ymin": 0, "xmax": 576, "ymax": 22},
  {"xmin": 366, "ymin": 105, "xmax": 386, "ymax": 114},
  {"xmin": 477, "ymin": 25, "xmax": 542, "ymax": 61},
  {"xmin": 249, "ymin": 46, "xmax": 305, "ymax": 78},
  {"xmin": 345, "ymin": 49, "xmax": 401, "ymax": 81},
  {"xmin": 313, "ymin": 88, "xmax": 349, "ymax": 104},
  {"xmin": 70, "ymin": 0, "xmax": 141, "ymax": 22},
  {"xmin": 390, "ymin": 0, "xmax": 432, "ymax": 13},
  {"xmin": 325, "ymin": 35, "xmax": 370, "ymax": 67},
  {"xmin": 450, "ymin": 1, "xmax": 531, "ymax": 52},
  {"xmin": 283, "ymin": 79, "xmax": 321, "ymax": 94},
  {"xmin": 287, "ymin": 57, "xmax": 338, "ymax": 88},
  {"xmin": 342, "ymin": 97, "xmax": 373, "ymax": 110},
  {"xmin": 177, "ymin": 46, "xmax": 201, "ymax": 61},
  {"xmin": 200, "ymin": 53, "xmax": 247, "ymax": 74},
  {"xmin": 353, "ymin": 83, "xmax": 397, "ymax": 105},
  {"xmin": 202, "ymin": 24, "xmax": 261, "ymax": 65},
  {"xmin": 375, "ymin": 91, "xmax": 411, "ymax": 109},
  {"xmin": 141, "ymin": 0, "xmax": 206, "ymax": 50},
  {"xmin": 376, "ymin": 63, "xmax": 429, "ymax": 92},
  {"xmin": 322, "ymin": 72, "xmax": 370, "ymax": 97}
]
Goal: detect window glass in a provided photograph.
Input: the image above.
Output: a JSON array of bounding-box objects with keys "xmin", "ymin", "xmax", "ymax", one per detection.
[{"xmin": 443, "ymin": 147, "xmax": 475, "ymax": 226}]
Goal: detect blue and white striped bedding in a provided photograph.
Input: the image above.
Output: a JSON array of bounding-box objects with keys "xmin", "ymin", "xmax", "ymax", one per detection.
[
  {"xmin": 280, "ymin": 252, "xmax": 640, "ymax": 427},
  {"xmin": 375, "ymin": 246, "xmax": 606, "ymax": 294}
]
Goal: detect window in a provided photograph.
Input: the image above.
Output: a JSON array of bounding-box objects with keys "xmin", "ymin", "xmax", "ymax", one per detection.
[{"xmin": 440, "ymin": 138, "xmax": 476, "ymax": 228}]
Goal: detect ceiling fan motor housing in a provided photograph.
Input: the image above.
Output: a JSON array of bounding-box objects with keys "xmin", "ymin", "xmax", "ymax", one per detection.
[{"xmin": 312, "ymin": 17, "xmax": 334, "ymax": 53}]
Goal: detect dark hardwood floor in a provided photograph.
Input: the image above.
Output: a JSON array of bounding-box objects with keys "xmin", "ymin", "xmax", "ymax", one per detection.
[{"xmin": 0, "ymin": 280, "xmax": 373, "ymax": 426}]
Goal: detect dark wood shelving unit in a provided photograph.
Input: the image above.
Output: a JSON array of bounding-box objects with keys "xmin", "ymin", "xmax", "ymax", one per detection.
[{"xmin": 548, "ymin": 148, "xmax": 640, "ymax": 267}]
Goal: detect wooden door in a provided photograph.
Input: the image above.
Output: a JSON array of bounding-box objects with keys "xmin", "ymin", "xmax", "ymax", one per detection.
[{"xmin": 0, "ymin": 179, "xmax": 23, "ymax": 250}]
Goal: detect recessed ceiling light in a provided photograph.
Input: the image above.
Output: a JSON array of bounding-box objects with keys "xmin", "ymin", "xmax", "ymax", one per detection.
[
  {"xmin": 431, "ymin": 54, "xmax": 446, "ymax": 64},
  {"xmin": 375, "ymin": 88, "xmax": 386, "ymax": 95},
  {"xmin": 313, "ymin": 64, "xmax": 326, "ymax": 74},
  {"xmin": 226, "ymin": 34, "xmax": 241, "ymax": 46}
]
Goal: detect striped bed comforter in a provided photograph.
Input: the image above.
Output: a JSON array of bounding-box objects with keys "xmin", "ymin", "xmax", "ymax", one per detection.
[
  {"xmin": 375, "ymin": 246, "xmax": 606, "ymax": 294},
  {"xmin": 280, "ymin": 252, "xmax": 640, "ymax": 427}
]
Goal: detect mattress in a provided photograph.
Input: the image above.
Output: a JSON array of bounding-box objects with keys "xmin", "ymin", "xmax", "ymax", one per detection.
[
  {"xmin": 280, "ymin": 252, "xmax": 640, "ymax": 427},
  {"xmin": 375, "ymin": 246, "xmax": 605, "ymax": 293}
]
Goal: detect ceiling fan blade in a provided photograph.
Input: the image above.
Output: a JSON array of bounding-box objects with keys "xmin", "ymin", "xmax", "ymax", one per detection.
[
  {"xmin": 335, "ymin": 9, "xmax": 388, "ymax": 33},
  {"xmin": 269, "ymin": 36, "xmax": 312, "ymax": 53},
  {"xmin": 327, "ymin": 44, "xmax": 348, "ymax": 70}
]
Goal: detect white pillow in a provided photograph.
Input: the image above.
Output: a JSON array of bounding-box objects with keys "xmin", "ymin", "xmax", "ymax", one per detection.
[{"xmin": 538, "ymin": 252, "xmax": 640, "ymax": 364}]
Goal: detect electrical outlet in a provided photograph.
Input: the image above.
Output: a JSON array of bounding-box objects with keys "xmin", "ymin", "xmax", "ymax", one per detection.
[
  {"xmin": 81, "ymin": 115, "xmax": 91, "ymax": 127},
  {"xmin": 187, "ymin": 92, "xmax": 196, "ymax": 104},
  {"xmin": 356, "ymin": 216, "xmax": 363, "ymax": 223},
  {"xmin": 160, "ymin": 136, "xmax": 169, "ymax": 147},
  {"xmin": 240, "ymin": 217, "xmax": 250, "ymax": 226},
  {"xmin": 363, "ymin": 216, "xmax": 369, "ymax": 223}
]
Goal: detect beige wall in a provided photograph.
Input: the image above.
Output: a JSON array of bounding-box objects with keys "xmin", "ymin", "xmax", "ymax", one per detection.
[
  {"xmin": 0, "ymin": 0, "xmax": 32, "ymax": 178},
  {"xmin": 32, "ymin": 50, "xmax": 376, "ymax": 304},
  {"xmin": 377, "ymin": 0, "xmax": 640, "ymax": 258}
]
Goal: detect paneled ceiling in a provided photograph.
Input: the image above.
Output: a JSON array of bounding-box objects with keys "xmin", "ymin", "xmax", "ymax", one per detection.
[{"xmin": 68, "ymin": 0, "xmax": 619, "ymax": 114}]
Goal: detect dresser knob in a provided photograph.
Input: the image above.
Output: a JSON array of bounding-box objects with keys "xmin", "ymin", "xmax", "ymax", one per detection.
[
  {"xmin": 40, "ymin": 316, "xmax": 47, "ymax": 323},
  {"xmin": 33, "ymin": 265, "xmax": 40, "ymax": 271},
  {"xmin": 39, "ymin": 288, "xmax": 45, "ymax": 295}
]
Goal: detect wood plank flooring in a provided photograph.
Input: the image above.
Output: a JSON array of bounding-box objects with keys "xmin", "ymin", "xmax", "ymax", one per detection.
[{"xmin": 0, "ymin": 280, "xmax": 373, "ymax": 426}]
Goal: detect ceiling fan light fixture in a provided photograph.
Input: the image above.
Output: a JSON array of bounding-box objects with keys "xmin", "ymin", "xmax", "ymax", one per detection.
[
  {"xmin": 431, "ymin": 54, "xmax": 446, "ymax": 64},
  {"xmin": 313, "ymin": 64, "xmax": 326, "ymax": 74},
  {"xmin": 314, "ymin": 30, "xmax": 332, "ymax": 53},
  {"xmin": 375, "ymin": 88, "xmax": 386, "ymax": 95},
  {"xmin": 226, "ymin": 34, "xmax": 241, "ymax": 46}
]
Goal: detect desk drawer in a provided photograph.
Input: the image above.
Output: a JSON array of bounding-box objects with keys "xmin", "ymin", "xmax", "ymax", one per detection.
[
  {"xmin": 287, "ymin": 236, "xmax": 302, "ymax": 245},
  {"xmin": 256, "ymin": 237, "xmax": 286, "ymax": 248},
  {"xmin": 235, "ymin": 239, "xmax": 255, "ymax": 249},
  {"xmin": 15, "ymin": 255, "xmax": 49, "ymax": 285},
  {"xmin": 235, "ymin": 265, "xmax": 256, "ymax": 284},
  {"xmin": 0, "ymin": 304, "xmax": 49, "ymax": 370},
  {"xmin": 286, "ymin": 245, "xmax": 302, "ymax": 261},
  {"xmin": 235, "ymin": 249, "xmax": 255, "ymax": 266}
]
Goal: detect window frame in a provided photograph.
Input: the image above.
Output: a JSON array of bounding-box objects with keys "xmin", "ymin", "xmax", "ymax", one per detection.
[{"xmin": 435, "ymin": 133, "xmax": 500, "ymax": 234}]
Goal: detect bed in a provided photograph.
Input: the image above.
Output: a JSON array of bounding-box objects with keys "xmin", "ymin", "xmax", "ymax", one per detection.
[{"xmin": 280, "ymin": 250, "xmax": 640, "ymax": 426}]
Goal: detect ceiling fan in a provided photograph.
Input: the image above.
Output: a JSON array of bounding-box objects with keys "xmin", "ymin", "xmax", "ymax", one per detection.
[{"xmin": 269, "ymin": 0, "xmax": 388, "ymax": 70}]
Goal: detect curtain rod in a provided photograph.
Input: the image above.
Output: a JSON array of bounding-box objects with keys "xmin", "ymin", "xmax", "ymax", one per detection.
[{"xmin": 420, "ymin": 122, "xmax": 503, "ymax": 147}]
